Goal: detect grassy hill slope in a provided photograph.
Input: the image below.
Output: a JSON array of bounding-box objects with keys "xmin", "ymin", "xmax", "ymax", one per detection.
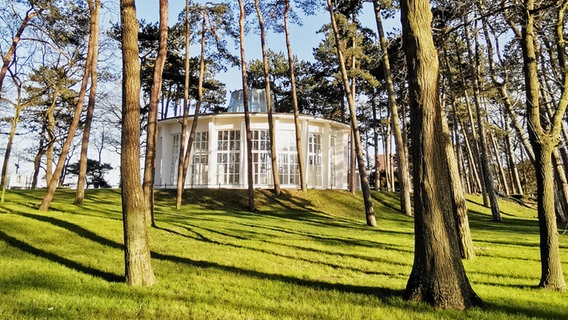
[{"xmin": 0, "ymin": 188, "xmax": 566, "ymax": 319}]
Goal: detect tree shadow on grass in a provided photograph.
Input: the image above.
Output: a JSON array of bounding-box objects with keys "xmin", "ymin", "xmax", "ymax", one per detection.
[
  {"xmin": 151, "ymin": 250, "xmax": 405, "ymax": 303},
  {"xmin": 155, "ymin": 223, "xmax": 411, "ymax": 275},
  {"xmin": 467, "ymin": 210, "xmax": 540, "ymax": 235},
  {"xmin": 0, "ymin": 230, "xmax": 123, "ymax": 283},
  {"xmin": 15, "ymin": 212, "xmax": 123, "ymax": 250},
  {"xmin": 484, "ymin": 300, "xmax": 568, "ymax": 320},
  {"xmin": 5, "ymin": 208, "xmax": 565, "ymax": 319}
]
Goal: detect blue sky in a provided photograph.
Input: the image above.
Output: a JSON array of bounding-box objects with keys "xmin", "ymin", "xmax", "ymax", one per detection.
[{"xmin": 135, "ymin": 1, "xmax": 398, "ymax": 95}]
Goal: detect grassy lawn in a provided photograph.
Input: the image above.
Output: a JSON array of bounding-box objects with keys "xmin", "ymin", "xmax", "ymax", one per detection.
[{"xmin": 0, "ymin": 188, "xmax": 566, "ymax": 319}]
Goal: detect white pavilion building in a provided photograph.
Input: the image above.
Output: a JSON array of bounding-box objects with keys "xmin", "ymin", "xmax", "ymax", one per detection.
[{"xmin": 154, "ymin": 89, "xmax": 352, "ymax": 190}]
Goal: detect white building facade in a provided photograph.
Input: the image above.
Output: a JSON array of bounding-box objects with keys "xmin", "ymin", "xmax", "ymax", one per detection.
[{"xmin": 155, "ymin": 112, "xmax": 352, "ymax": 190}]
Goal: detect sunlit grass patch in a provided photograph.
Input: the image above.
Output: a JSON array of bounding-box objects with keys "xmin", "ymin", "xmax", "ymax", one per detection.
[{"xmin": 0, "ymin": 188, "xmax": 566, "ymax": 319}]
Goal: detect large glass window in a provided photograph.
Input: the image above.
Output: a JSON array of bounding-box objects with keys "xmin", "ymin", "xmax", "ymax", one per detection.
[
  {"xmin": 170, "ymin": 134, "xmax": 180, "ymax": 185},
  {"xmin": 189, "ymin": 132, "xmax": 209, "ymax": 186},
  {"xmin": 278, "ymin": 131, "xmax": 299, "ymax": 186},
  {"xmin": 252, "ymin": 130, "xmax": 272, "ymax": 185},
  {"xmin": 217, "ymin": 130, "xmax": 240, "ymax": 185},
  {"xmin": 308, "ymin": 133, "xmax": 322, "ymax": 187}
]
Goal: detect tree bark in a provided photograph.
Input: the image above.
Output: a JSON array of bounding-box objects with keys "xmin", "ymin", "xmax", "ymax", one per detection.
[
  {"xmin": 503, "ymin": 114, "xmax": 524, "ymax": 195},
  {"xmin": 75, "ymin": 0, "xmax": 101, "ymax": 205},
  {"xmin": 326, "ymin": 0, "xmax": 376, "ymax": 226},
  {"xmin": 444, "ymin": 113, "xmax": 476, "ymax": 260},
  {"xmin": 254, "ymin": 0, "xmax": 281, "ymax": 195},
  {"xmin": 119, "ymin": 0, "xmax": 156, "ymax": 286},
  {"xmin": 143, "ymin": 0, "xmax": 168, "ymax": 224},
  {"xmin": 283, "ymin": 0, "xmax": 306, "ymax": 191},
  {"xmin": 401, "ymin": 0, "xmax": 481, "ymax": 308},
  {"xmin": 371, "ymin": 94, "xmax": 380, "ymax": 190},
  {"xmin": 0, "ymin": 77, "xmax": 25, "ymax": 202},
  {"xmin": 373, "ymin": 1, "xmax": 411, "ymax": 215},
  {"xmin": 176, "ymin": 0, "xmax": 191, "ymax": 209},
  {"xmin": 490, "ymin": 132, "xmax": 510, "ymax": 196},
  {"xmin": 521, "ymin": 0, "xmax": 566, "ymax": 290},
  {"xmin": 46, "ymin": 96, "xmax": 57, "ymax": 186},
  {"xmin": 238, "ymin": 0, "xmax": 255, "ymax": 211}
]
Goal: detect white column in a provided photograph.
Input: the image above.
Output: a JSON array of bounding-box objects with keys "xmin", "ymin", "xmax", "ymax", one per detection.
[
  {"xmin": 323, "ymin": 123, "xmax": 331, "ymax": 189},
  {"xmin": 208, "ymin": 118, "xmax": 216, "ymax": 187},
  {"xmin": 302, "ymin": 118, "xmax": 309, "ymax": 188},
  {"xmin": 241, "ymin": 118, "xmax": 246, "ymax": 188}
]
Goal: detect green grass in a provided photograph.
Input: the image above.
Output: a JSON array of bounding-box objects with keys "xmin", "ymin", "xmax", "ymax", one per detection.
[{"xmin": 0, "ymin": 188, "xmax": 566, "ymax": 319}]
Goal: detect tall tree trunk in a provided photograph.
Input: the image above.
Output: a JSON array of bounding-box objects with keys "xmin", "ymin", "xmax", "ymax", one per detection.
[
  {"xmin": 490, "ymin": 132, "xmax": 510, "ymax": 196},
  {"xmin": 541, "ymin": 84, "xmax": 568, "ymax": 222},
  {"xmin": 384, "ymin": 113, "xmax": 392, "ymax": 191},
  {"xmin": 521, "ymin": 0, "xmax": 566, "ymax": 290},
  {"xmin": 39, "ymin": 3, "xmax": 98, "ymax": 211},
  {"xmin": 31, "ymin": 124, "xmax": 47, "ymax": 189},
  {"xmin": 255, "ymin": 0, "xmax": 281, "ymax": 195},
  {"xmin": 75, "ymin": 0, "xmax": 101, "ymax": 205},
  {"xmin": 46, "ymin": 98, "xmax": 57, "ymax": 186},
  {"xmin": 283, "ymin": 0, "xmax": 306, "ymax": 191},
  {"xmin": 326, "ymin": 0, "xmax": 376, "ymax": 226},
  {"xmin": 483, "ymin": 17, "xmax": 524, "ymax": 196},
  {"xmin": 444, "ymin": 112, "xmax": 476, "ymax": 260},
  {"xmin": 371, "ymin": 94, "xmax": 380, "ymax": 190},
  {"xmin": 401, "ymin": 0, "xmax": 481, "ymax": 309},
  {"xmin": 179, "ymin": 6, "xmax": 207, "ymax": 208},
  {"xmin": 0, "ymin": 84, "xmax": 24, "ymax": 202},
  {"xmin": 373, "ymin": 0, "xmax": 411, "ymax": 215},
  {"xmin": 142, "ymin": 0, "xmax": 168, "ymax": 225},
  {"xmin": 552, "ymin": 150, "xmax": 568, "ymax": 222},
  {"xmin": 238, "ymin": 0, "xmax": 255, "ymax": 211},
  {"xmin": 176, "ymin": 0, "xmax": 191, "ymax": 209},
  {"xmin": 463, "ymin": 18, "xmax": 501, "ymax": 221},
  {"xmin": 119, "ymin": 0, "xmax": 156, "ymax": 286},
  {"xmin": 504, "ymin": 114, "xmax": 524, "ymax": 195},
  {"xmin": 463, "ymin": 92, "xmax": 486, "ymax": 196},
  {"xmin": 349, "ymin": 131, "xmax": 356, "ymax": 193}
]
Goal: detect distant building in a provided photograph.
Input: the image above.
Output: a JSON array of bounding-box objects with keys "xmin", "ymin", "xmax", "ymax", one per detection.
[
  {"xmin": 154, "ymin": 89, "xmax": 352, "ymax": 189},
  {"xmin": 8, "ymin": 173, "xmax": 31, "ymax": 189}
]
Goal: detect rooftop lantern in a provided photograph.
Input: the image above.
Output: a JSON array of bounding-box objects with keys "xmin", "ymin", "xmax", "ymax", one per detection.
[{"xmin": 227, "ymin": 89, "xmax": 269, "ymax": 113}]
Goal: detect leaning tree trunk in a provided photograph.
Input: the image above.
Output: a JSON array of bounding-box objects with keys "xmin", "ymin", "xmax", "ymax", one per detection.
[
  {"xmin": 142, "ymin": 0, "xmax": 168, "ymax": 225},
  {"xmin": 75, "ymin": 0, "xmax": 101, "ymax": 206},
  {"xmin": 490, "ymin": 132, "xmax": 510, "ymax": 196},
  {"xmin": 255, "ymin": 0, "xmax": 281, "ymax": 195},
  {"xmin": 283, "ymin": 0, "xmax": 307, "ymax": 191},
  {"xmin": 0, "ymin": 8, "xmax": 39, "ymax": 99},
  {"xmin": 238, "ymin": 0, "xmax": 255, "ymax": 211},
  {"xmin": 119, "ymin": 0, "xmax": 156, "ymax": 287},
  {"xmin": 175, "ymin": 0, "xmax": 191, "ymax": 210},
  {"xmin": 401, "ymin": 0, "xmax": 481, "ymax": 309},
  {"xmin": 371, "ymin": 94, "xmax": 381, "ymax": 190},
  {"xmin": 521, "ymin": 0, "xmax": 566, "ymax": 290},
  {"xmin": 443, "ymin": 110, "xmax": 476, "ymax": 260},
  {"xmin": 46, "ymin": 96, "xmax": 57, "ymax": 186},
  {"xmin": 439, "ymin": 72, "xmax": 476, "ymax": 259},
  {"xmin": 463, "ymin": 18, "xmax": 501, "ymax": 221},
  {"xmin": 179, "ymin": 7, "xmax": 207, "ymax": 208},
  {"xmin": 373, "ymin": 0, "xmax": 412, "ymax": 215},
  {"xmin": 503, "ymin": 114, "xmax": 524, "ymax": 195},
  {"xmin": 31, "ymin": 124, "xmax": 47, "ymax": 189},
  {"xmin": 39, "ymin": 5, "xmax": 98, "ymax": 211},
  {"xmin": 0, "ymin": 90, "xmax": 24, "ymax": 202},
  {"xmin": 327, "ymin": 0, "xmax": 376, "ymax": 226}
]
